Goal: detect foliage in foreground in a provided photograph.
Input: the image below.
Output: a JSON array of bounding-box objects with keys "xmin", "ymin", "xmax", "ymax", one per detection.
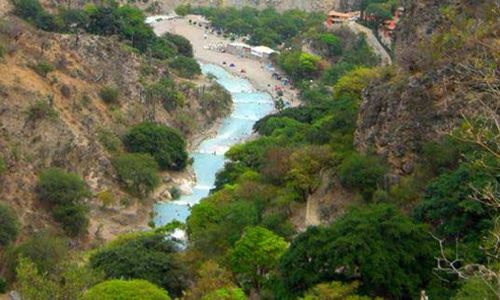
[{"xmin": 83, "ymin": 279, "xmax": 171, "ymax": 300}]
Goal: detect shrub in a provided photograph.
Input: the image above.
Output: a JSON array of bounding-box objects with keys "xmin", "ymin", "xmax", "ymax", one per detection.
[
  {"xmin": 26, "ymin": 100, "xmax": 58, "ymax": 121},
  {"xmin": 97, "ymin": 190, "xmax": 115, "ymax": 208},
  {"xmin": 113, "ymin": 153, "xmax": 160, "ymax": 197},
  {"xmin": 37, "ymin": 168, "xmax": 91, "ymax": 236},
  {"xmin": 37, "ymin": 168, "xmax": 91, "ymax": 207},
  {"xmin": 0, "ymin": 276, "xmax": 5, "ymax": 293},
  {"xmin": 99, "ymin": 86, "xmax": 120, "ymax": 104},
  {"xmin": 52, "ymin": 203, "xmax": 89, "ymax": 236},
  {"xmin": 97, "ymin": 128, "xmax": 122, "ymax": 152},
  {"xmin": 163, "ymin": 33, "xmax": 193, "ymax": 57},
  {"xmin": 169, "ymin": 186, "xmax": 181, "ymax": 200},
  {"xmin": 83, "ymin": 279, "xmax": 171, "ymax": 300},
  {"xmin": 0, "ymin": 203, "xmax": 20, "ymax": 246},
  {"xmin": 338, "ymin": 153, "xmax": 387, "ymax": 201},
  {"xmin": 31, "ymin": 61, "xmax": 54, "ymax": 77},
  {"xmin": 175, "ymin": 4, "xmax": 191, "ymax": 16},
  {"xmin": 124, "ymin": 122, "xmax": 188, "ymax": 171},
  {"xmin": 13, "ymin": 0, "xmax": 58, "ymax": 31},
  {"xmin": 169, "ymin": 55, "xmax": 201, "ymax": 78},
  {"xmin": 89, "ymin": 233, "xmax": 187, "ymax": 297},
  {"xmin": 0, "ymin": 42, "xmax": 5, "ymax": 59},
  {"xmin": 4, "ymin": 231, "xmax": 68, "ymax": 280},
  {"xmin": 0, "ymin": 157, "xmax": 6, "ymax": 176}
]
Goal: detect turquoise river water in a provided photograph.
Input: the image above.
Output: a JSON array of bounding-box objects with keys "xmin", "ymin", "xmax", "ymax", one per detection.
[{"xmin": 154, "ymin": 64, "xmax": 275, "ymax": 226}]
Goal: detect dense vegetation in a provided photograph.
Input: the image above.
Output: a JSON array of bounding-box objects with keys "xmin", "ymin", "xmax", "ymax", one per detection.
[
  {"xmin": 12, "ymin": 0, "xmax": 200, "ymax": 73},
  {"xmin": 188, "ymin": 6, "xmax": 325, "ymax": 47},
  {"xmin": 123, "ymin": 122, "xmax": 189, "ymax": 171},
  {"xmin": 1, "ymin": 1, "xmax": 498, "ymax": 300},
  {"xmin": 0, "ymin": 203, "xmax": 20, "ymax": 246}
]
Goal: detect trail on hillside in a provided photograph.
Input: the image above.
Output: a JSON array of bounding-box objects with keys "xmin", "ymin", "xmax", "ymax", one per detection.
[{"xmin": 347, "ymin": 22, "xmax": 392, "ymax": 65}]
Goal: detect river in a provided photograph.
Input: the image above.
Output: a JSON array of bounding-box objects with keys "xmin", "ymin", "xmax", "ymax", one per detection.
[{"xmin": 154, "ymin": 64, "xmax": 275, "ymax": 226}]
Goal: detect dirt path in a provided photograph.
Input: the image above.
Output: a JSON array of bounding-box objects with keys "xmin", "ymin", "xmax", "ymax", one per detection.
[{"xmin": 347, "ymin": 22, "xmax": 392, "ymax": 66}]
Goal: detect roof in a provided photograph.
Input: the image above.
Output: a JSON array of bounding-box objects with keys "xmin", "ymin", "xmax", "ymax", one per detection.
[
  {"xmin": 228, "ymin": 42, "xmax": 252, "ymax": 48},
  {"xmin": 251, "ymin": 46, "xmax": 276, "ymax": 54},
  {"xmin": 328, "ymin": 10, "xmax": 351, "ymax": 18}
]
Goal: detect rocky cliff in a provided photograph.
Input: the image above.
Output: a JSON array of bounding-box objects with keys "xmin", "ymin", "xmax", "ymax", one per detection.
[
  {"xmin": 0, "ymin": 16, "xmax": 228, "ymax": 243},
  {"xmin": 354, "ymin": 0, "xmax": 498, "ymax": 174}
]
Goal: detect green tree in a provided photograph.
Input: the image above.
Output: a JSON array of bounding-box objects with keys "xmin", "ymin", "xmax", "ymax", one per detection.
[
  {"xmin": 163, "ymin": 33, "xmax": 193, "ymax": 57},
  {"xmin": 0, "ymin": 203, "xmax": 20, "ymax": 246},
  {"xmin": 169, "ymin": 55, "xmax": 201, "ymax": 78},
  {"xmin": 230, "ymin": 226, "xmax": 288, "ymax": 293},
  {"xmin": 4, "ymin": 231, "xmax": 68, "ymax": 281},
  {"xmin": 83, "ymin": 279, "xmax": 171, "ymax": 300},
  {"xmin": 280, "ymin": 205, "xmax": 434, "ymax": 298},
  {"xmin": 124, "ymin": 122, "xmax": 188, "ymax": 171},
  {"xmin": 37, "ymin": 168, "xmax": 91, "ymax": 236},
  {"xmin": 16, "ymin": 257, "xmax": 103, "ymax": 300},
  {"xmin": 89, "ymin": 233, "xmax": 188, "ymax": 298},
  {"xmin": 113, "ymin": 153, "xmax": 160, "ymax": 197},
  {"xmin": 338, "ymin": 153, "xmax": 387, "ymax": 201}
]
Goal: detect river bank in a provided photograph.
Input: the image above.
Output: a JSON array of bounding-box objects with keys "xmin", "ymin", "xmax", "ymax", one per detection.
[{"xmin": 150, "ymin": 16, "xmax": 300, "ymax": 107}]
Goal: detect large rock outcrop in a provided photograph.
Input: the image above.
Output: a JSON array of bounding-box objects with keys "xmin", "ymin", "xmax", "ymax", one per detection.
[{"xmin": 354, "ymin": 0, "xmax": 498, "ymax": 174}]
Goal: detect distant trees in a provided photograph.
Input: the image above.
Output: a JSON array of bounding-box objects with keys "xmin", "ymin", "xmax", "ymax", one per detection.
[
  {"xmin": 12, "ymin": 0, "xmax": 192, "ymax": 61},
  {"xmin": 278, "ymin": 51, "xmax": 322, "ymax": 80},
  {"xmin": 124, "ymin": 122, "xmax": 188, "ymax": 171},
  {"xmin": 37, "ymin": 168, "xmax": 91, "ymax": 236}
]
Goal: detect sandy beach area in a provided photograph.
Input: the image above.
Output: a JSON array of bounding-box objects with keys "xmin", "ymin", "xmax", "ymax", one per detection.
[{"xmin": 151, "ymin": 17, "xmax": 299, "ymax": 107}]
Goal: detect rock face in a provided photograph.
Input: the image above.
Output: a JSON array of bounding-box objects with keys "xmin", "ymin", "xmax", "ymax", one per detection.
[
  {"xmin": 354, "ymin": 0, "xmax": 497, "ymax": 174},
  {"xmin": 163, "ymin": 0, "xmax": 361, "ymax": 12},
  {"xmin": 0, "ymin": 16, "xmax": 229, "ymax": 242}
]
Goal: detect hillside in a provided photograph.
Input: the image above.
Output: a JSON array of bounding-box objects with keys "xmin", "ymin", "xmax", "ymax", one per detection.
[
  {"xmin": 0, "ymin": 15, "xmax": 230, "ymax": 243},
  {"xmin": 160, "ymin": 0, "xmax": 361, "ymax": 12}
]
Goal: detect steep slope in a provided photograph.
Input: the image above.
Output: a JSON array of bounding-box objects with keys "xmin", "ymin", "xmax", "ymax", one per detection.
[
  {"xmin": 0, "ymin": 16, "xmax": 229, "ymax": 242},
  {"xmin": 355, "ymin": 0, "xmax": 498, "ymax": 174}
]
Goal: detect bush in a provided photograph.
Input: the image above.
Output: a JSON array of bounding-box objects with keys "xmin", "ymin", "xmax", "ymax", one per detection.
[
  {"xmin": 37, "ymin": 168, "xmax": 91, "ymax": 207},
  {"xmin": 175, "ymin": 4, "xmax": 191, "ymax": 16},
  {"xmin": 99, "ymin": 86, "xmax": 120, "ymax": 104},
  {"xmin": 13, "ymin": 0, "xmax": 58, "ymax": 31},
  {"xmin": 52, "ymin": 203, "xmax": 89, "ymax": 236},
  {"xmin": 169, "ymin": 55, "xmax": 201, "ymax": 78},
  {"xmin": 97, "ymin": 128, "xmax": 122, "ymax": 152},
  {"xmin": 37, "ymin": 168, "xmax": 91, "ymax": 236},
  {"xmin": 113, "ymin": 153, "xmax": 160, "ymax": 197},
  {"xmin": 89, "ymin": 233, "xmax": 187, "ymax": 297},
  {"xmin": 0, "ymin": 157, "xmax": 6, "ymax": 176},
  {"xmin": 26, "ymin": 100, "xmax": 58, "ymax": 121},
  {"xmin": 4, "ymin": 231, "xmax": 68, "ymax": 280},
  {"xmin": 31, "ymin": 61, "xmax": 54, "ymax": 77},
  {"xmin": 0, "ymin": 276, "xmax": 5, "ymax": 293},
  {"xmin": 84, "ymin": 279, "xmax": 171, "ymax": 300},
  {"xmin": 162, "ymin": 33, "xmax": 193, "ymax": 57},
  {"xmin": 338, "ymin": 153, "xmax": 387, "ymax": 201},
  {"xmin": 124, "ymin": 122, "xmax": 188, "ymax": 171},
  {"xmin": 0, "ymin": 203, "xmax": 20, "ymax": 246}
]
